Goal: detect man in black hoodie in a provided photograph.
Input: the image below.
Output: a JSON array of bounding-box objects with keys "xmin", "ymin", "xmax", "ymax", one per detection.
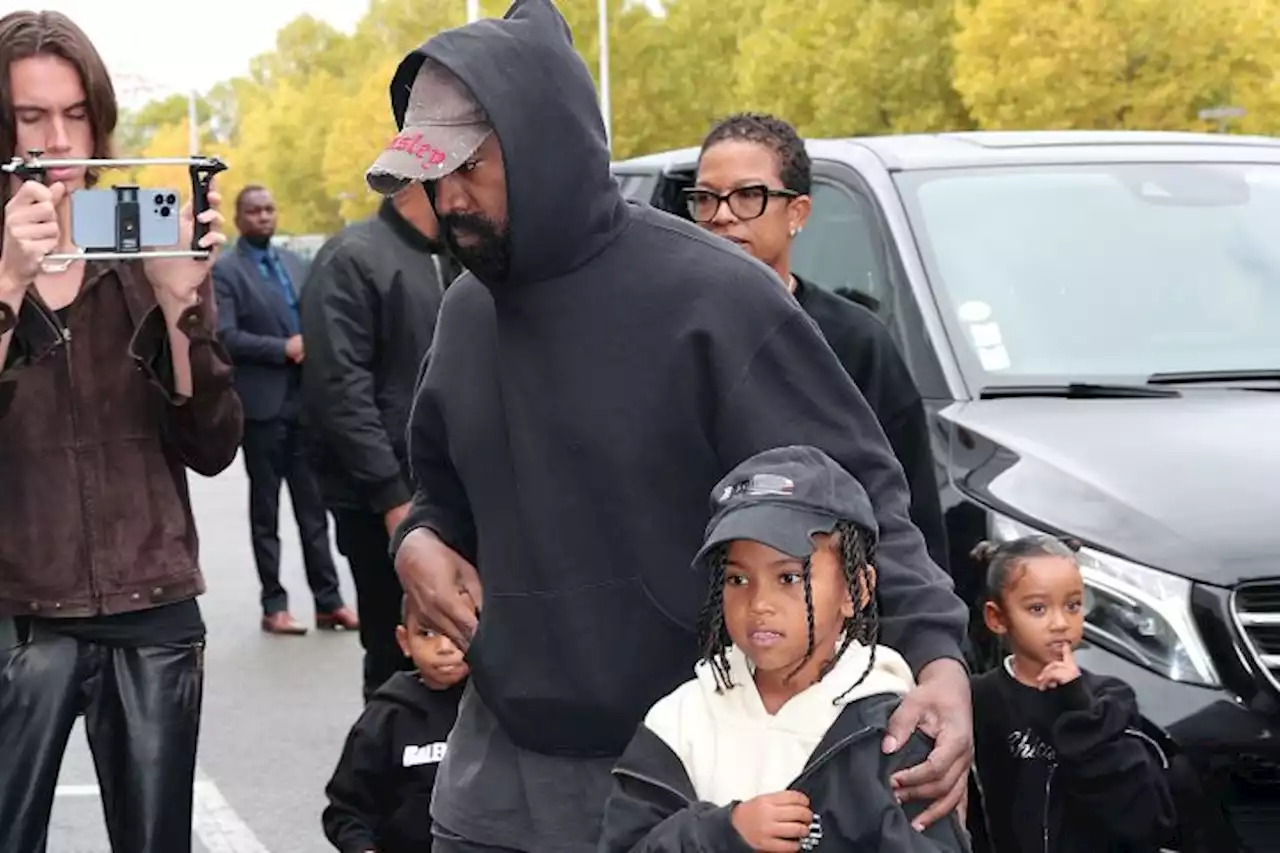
[
  {"xmin": 370, "ymin": 2, "xmax": 972, "ymax": 851},
  {"xmin": 300, "ymin": 182, "xmax": 459, "ymax": 700}
]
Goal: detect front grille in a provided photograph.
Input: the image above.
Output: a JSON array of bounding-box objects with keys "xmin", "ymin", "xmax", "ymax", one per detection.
[
  {"xmin": 1231, "ymin": 583, "xmax": 1280, "ymax": 693},
  {"xmin": 1226, "ymin": 762, "xmax": 1280, "ymax": 853},
  {"xmin": 1229, "ymin": 800, "xmax": 1280, "ymax": 853}
]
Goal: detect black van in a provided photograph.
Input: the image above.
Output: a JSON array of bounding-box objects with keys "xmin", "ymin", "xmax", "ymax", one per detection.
[{"xmin": 613, "ymin": 130, "xmax": 1280, "ymax": 852}]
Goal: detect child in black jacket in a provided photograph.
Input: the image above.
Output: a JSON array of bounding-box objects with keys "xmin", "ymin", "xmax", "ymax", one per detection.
[
  {"xmin": 966, "ymin": 536, "xmax": 1176, "ymax": 853},
  {"xmin": 322, "ymin": 594, "xmax": 469, "ymax": 853},
  {"xmin": 599, "ymin": 445, "xmax": 967, "ymax": 853}
]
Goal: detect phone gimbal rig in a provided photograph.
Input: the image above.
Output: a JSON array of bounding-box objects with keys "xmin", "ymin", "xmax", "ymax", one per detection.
[{"xmin": 1, "ymin": 149, "xmax": 228, "ymax": 262}]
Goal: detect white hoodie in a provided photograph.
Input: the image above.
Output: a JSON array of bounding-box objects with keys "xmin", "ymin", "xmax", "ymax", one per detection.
[{"xmin": 642, "ymin": 640, "xmax": 916, "ymax": 806}]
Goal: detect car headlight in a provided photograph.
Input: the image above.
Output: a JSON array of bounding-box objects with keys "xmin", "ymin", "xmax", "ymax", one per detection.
[{"xmin": 990, "ymin": 515, "xmax": 1220, "ymax": 687}]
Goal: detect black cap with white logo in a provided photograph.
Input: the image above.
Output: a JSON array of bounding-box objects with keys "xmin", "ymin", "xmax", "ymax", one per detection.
[{"xmin": 693, "ymin": 445, "xmax": 878, "ymax": 569}]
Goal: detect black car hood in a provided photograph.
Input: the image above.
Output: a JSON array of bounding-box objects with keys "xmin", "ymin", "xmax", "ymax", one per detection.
[{"xmin": 946, "ymin": 389, "xmax": 1280, "ymax": 587}]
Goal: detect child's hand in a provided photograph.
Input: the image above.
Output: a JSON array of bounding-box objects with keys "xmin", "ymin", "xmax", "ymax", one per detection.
[
  {"xmin": 1037, "ymin": 643, "xmax": 1082, "ymax": 690},
  {"xmin": 730, "ymin": 790, "xmax": 813, "ymax": 852}
]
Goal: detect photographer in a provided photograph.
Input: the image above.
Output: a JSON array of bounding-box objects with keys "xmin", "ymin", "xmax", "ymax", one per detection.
[{"xmin": 0, "ymin": 11, "xmax": 241, "ymax": 853}]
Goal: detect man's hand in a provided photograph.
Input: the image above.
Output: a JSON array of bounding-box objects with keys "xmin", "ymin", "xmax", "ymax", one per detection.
[
  {"xmin": 730, "ymin": 791, "xmax": 813, "ymax": 853},
  {"xmin": 144, "ymin": 189, "xmax": 227, "ymax": 320},
  {"xmin": 285, "ymin": 334, "xmax": 304, "ymax": 363},
  {"xmin": 383, "ymin": 501, "xmax": 411, "ymax": 537},
  {"xmin": 883, "ymin": 657, "xmax": 973, "ymax": 831},
  {"xmin": 0, "ymin": 180, "xmax": 66, "ymax": 294},
  {"xmin": 1037, "ymin": 644, "xmax": 1081, "ymax": 691},
  {"xmin": 393, "ymin": 528, "xmax": 483, "ymax": 650}
]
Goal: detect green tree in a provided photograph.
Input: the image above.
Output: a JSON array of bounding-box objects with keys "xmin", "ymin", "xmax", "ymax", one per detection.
[
  {"xmin": 248, "ymin": 15, "xmax": 356, "ymax": 87},
  {"xmin": 953, "ymin": 0, "xmax": 1280, "ymax": 132},
  {"xmin": 322, "ymin": 55, "xmax": 404, "ymax": 224},
  {"xmin": 230, "ymin": 70, "xmax": 348, "ymax": 234},
  {"xmin": 117, "ymin": 94, "xmax": 213, "ymax": 157},
  {"xmin": 735, "ymin": 0, "xmax": 970, "ymax": 137},
  {"xmin": 348, "ymin": 0, "xmax": 481, "ymax": 58},
  {"xmin": 610, "ymin": 0, "xmax": 761, "ymax": 158}
]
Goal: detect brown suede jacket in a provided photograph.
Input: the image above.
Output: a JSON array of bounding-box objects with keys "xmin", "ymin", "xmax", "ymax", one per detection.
[{"xmin": 0, "ymin": 260, "xmax": 243, "ymax": 618}]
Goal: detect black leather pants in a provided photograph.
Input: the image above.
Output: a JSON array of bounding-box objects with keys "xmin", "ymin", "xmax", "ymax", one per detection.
[{"xmin": 0, "ymin": 624, "xmax": 204, "ymax": 853}]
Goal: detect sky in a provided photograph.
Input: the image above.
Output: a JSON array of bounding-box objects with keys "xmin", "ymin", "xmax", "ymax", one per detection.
[
  {"xmin": 5, "ymin": 1, "xmax": 662, "ymax": 108},
  {"xmin": 1, "ymin": 0, "xmax": 398, "ymax": 105}
]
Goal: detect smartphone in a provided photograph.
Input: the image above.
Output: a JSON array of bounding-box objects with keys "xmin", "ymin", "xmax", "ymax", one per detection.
[{"xmin": 70, "ymin": 186, "xmax": 181, "ymax": 252}]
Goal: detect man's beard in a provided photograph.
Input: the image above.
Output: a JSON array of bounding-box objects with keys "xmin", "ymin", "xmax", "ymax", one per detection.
[
  {"xmin": 421, "ymin": 234, "xmax": 447, "ymax": 255},
  {"xmin": 240, "ymin": 232, "xmax": 272, "ymax": 249},
  {"xmin": 439, "ymin": 212, "xmax": 512, "ymax": 283}
]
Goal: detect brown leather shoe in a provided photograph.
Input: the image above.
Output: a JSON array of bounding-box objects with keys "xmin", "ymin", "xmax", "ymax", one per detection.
[
  {"xmin": 316, "ymin": 606, "xmax": 360, "ymax": 631},
  {"xmin": 261, "ymin": 611, "xmax": 308, "ymax": 635}
]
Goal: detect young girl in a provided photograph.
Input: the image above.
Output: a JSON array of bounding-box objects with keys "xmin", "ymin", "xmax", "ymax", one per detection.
[
  {"xmin": 599, "ymin": 445, "xmax": 966, "ymax": 853},
  {"xmin": 966, "ymin": 536, "xmax": 1176, "ymax": 853}
]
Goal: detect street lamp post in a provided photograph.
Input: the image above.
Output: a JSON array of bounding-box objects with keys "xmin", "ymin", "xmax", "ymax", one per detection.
[
  {"xmin": 187, "ymin": 90, "xmax": 198, "ymax": 155},
  {"xmin": 598, "ymin": 0, "xmax": 611, "ymax": 153},
  {"xmin": 117, "ymin": 72, "xmax": 200, "ymax": 155},
  {"xmin": 467, "ymin": 0, "xmax": 480, "ymax": 22}
]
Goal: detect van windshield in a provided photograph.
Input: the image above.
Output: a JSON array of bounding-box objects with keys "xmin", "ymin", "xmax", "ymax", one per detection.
[{"xmin": 895, "ymin": 163, "xmax": 1280, "ymax": 383}]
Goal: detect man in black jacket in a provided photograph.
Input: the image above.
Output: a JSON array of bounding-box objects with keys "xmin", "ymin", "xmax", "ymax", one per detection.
[{"xmin": 300, "ymin": 181, "xmax": 456, "ymax": 700}]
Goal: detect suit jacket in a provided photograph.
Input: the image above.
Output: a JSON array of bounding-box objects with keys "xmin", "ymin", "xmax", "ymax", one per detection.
[{"xmin": 213, "ymin": 240, "xmax": 310, "ymax": 422}]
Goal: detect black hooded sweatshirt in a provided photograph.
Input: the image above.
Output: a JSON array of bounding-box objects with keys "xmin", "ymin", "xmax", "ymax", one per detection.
[
  {"xmin": 322, "ymin": 672, "xmax": 465, "ymax": 853},
  {"xmin": 967, "ymin": 666, "xmax": 1176, "ymax": 853},
  {"xmin": 390, "ymin": 0, "xmax": 967, "ymax": 759}
]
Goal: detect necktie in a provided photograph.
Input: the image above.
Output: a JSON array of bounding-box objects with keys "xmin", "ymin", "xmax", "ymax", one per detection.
[{"xmin": 263, "ymin": 252, "xmax": 300, "ymax": 332}]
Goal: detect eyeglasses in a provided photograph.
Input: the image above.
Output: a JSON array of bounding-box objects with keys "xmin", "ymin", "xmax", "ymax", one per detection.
[{"xmin": 682, "ymin": 184, "xmax": 799, "ymax": 223}]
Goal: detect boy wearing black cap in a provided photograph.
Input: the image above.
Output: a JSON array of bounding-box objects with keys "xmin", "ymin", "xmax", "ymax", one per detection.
[{"xmin": 599, "ymin": 446, "xmax": 968, "ymax": 853}]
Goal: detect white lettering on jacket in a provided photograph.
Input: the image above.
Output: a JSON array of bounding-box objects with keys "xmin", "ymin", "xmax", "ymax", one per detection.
[{"xmin": 403, "ymin": 742, "xmax": 448, "ymax": 767}]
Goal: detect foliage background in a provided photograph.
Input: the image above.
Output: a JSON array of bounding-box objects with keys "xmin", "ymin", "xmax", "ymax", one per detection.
[{"xmin": 116, "ymin": 0, "xmax": 1280, "ymax": 236}]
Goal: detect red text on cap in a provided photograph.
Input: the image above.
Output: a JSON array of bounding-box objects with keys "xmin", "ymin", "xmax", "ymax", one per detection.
[{"xmin": 388, "ymin": 132, "xmax": 447, "ymax": 166}]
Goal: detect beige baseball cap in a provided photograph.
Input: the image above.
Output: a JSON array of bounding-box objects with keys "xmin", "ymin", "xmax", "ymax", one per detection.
[{"xmin": 366, "ymin": 58, "xmax": 492, "ymax": 196}]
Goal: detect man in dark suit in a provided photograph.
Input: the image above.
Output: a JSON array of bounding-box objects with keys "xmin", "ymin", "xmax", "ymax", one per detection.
[{"xmin": 213, "ymin": 185, "xmax": 358, "ymax": 635}]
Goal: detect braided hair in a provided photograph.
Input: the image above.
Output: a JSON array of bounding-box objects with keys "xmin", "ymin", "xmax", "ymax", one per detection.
[
  {"xmin": 696, "ymin": 520, "xmax": 879, "ymax": 702},
  {"xmin": 971, "ymin": 535, "xmax": 1082, "ymax": 604},
  {"xmin": 699, "ymin": 112, "xmax": 812, "ymax": 196}
]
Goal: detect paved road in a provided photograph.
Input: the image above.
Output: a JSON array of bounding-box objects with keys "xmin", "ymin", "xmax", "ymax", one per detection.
[{"xmin": 49, "ymin": 452, "xmax": 367, "ymax": 853}]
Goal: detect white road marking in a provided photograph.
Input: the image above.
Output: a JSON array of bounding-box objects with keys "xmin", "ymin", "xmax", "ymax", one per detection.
[
  {"xmin": 54, "ymin": 775, "xmax": 271, "ymax": 853},
  {"xmin": 193, "ymin": 778, "xmax": 272, "ymax": 853},
  {"xmin": 53, "ymin": 784, "xmax": 100, "ymax": 797}
]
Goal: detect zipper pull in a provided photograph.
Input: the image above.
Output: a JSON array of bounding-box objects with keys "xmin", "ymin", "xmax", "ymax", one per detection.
[
  {"xmin": 62, "ymin": 327, "xmax": 72, "ymax": 342},
  {"xmin": 799, "ymin": 813, "xmax": 822, "ymax": 851}
]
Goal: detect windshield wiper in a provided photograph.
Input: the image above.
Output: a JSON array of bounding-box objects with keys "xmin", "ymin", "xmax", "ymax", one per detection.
[
  {"xmin": 1147, "ymin": 369, "xmax": 1280, "ymax": 385},
  {"xmin": 979, "ymin": 383, "xmax": 1181, "ymax": 400}
]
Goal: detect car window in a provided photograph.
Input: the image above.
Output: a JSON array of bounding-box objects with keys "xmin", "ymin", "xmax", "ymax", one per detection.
[
  {"xmin": 896, "ymin": 163, "xmax": 1280, "ymax": 381},
  {"xmin": 791, "ymin": 181, "xmax": 889, "ymax": 315},
  {"xmin": 612, "ymin": 171, "xmax": 657, "ymax": 203}
]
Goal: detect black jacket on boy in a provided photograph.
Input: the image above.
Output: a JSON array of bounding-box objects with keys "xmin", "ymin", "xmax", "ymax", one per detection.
[{"xmin": 322, "ymin": 673, "xmax": 465, "ymax": 853}]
